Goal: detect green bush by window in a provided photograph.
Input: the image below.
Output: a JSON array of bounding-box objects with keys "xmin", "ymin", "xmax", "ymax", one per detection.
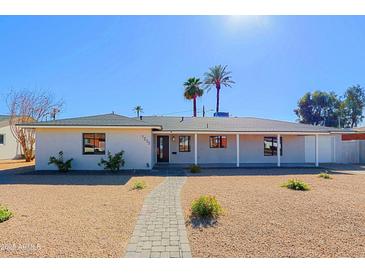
[
  {"xmin": 281, "ymin": 178, "xmax": 310, "ymax": 191},
  {"xmin": 191, "ymin": 195, "xmax": 222, "ymax": 218},
  {"xmin": 48, "ymin": 151, "xmax": 73, "ymax": 172},
  {"xmin": 190, "ymin": 164, "xmax": 201, "ymax": 173},
  {"xmin": 98, "ymin": 150, "xmax": 125, "ymax": 172}
]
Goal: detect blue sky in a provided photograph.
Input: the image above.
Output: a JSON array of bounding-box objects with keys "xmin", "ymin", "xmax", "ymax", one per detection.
[{"xmin": 0, "ymin": 16, "xmax": 364, "ymax": 122}]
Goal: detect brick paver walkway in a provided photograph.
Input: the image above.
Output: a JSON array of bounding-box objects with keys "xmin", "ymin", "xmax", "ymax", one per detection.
[{"xmin": 124, "ymin": 176, "xmax": 192, "ymax": 258}]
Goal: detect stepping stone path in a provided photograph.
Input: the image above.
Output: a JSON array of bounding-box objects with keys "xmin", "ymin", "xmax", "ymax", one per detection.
[{"xmin": 125, "ymin": 176, "xmax": 192, "ymax": 258}]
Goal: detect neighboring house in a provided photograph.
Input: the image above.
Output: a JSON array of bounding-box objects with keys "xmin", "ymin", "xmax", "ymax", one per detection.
[
  {"xmin": 0, "ymin": 115, "xmax": 22, "ymax": 160},
  {"xmin": 19, "ymin": 113, "xmax": 361, "ymax": 170}
]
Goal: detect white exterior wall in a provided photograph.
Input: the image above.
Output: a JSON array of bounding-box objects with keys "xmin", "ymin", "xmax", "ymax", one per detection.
[
  {"xmin": 197, "ymin": 135, "xmax": 237, "ymax": 164},
  {"xmin": 165, "ymin": 134, "xmax": 306, "ymax": 164},
  {"xmin": 305, "ymin": 135, "xmax": 333, "ymax": 163},
  {"xmin": 36, "ymin": 128, "xmax": 153, "ymax": 170},
  {"xmin": 305, "ymin": 135, "xmax": 360, "ymax": 164},
  {"xmin": 239, "ymin": 135, "xmax": 305, "ymax": 164},
  {"xmin": 168, "ymin": 134, "xmax": 195, "ymax": 164},
  {"xmin": 0, "ymin": 125, "xmax": 22, "ymax": 160}
]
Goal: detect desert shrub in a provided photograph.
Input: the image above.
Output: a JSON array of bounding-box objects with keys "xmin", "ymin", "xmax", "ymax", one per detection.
[
  {"xmin": 190, "ymin": 164, "xmax": 201, "ymax": 173},
  {"xmin": 48, "ymin": 151, "xmax": 73, "ymax": 172},
  {"xmin": 132, "ymin": 180, "xmax": 146, "ymax": 190},
  {"xmin": 0, "ymin": 205, "xmax": 12, "ymax": 223},
  {"xmin": 319, "ymin": 172, "xmax": 332, "ymax": 179},
  {"xmin": 281, "ymin": 178, "xmax": 310, "ymax": 191},
  {"xmin": 98, "ymin": 150, "xmax": 125, "ymax": 172},
  {"xmin": 191, "ymin": 195, "xmax": 222, "ymax": 218}
]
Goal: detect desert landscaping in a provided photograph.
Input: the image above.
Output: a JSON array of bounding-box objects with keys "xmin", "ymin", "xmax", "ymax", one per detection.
[
  {"xmin": 0, "ymin": 161, "xmax": 163, "ymax": 257},
  {"xmin": 181, "ymin": 168, "xmax": 365, "ymax": 258}
]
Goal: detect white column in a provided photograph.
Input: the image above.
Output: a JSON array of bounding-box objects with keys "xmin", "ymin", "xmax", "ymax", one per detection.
[
  {"xmin": 333, "ymin": 135, "xmax": 336, "ymax": 163},
  {"xmin": 277, "ymin": 134, "xmax": 281, "ymax": 167},
  {"xmin": 315, "ymin": 134, "xmax": 319, "ymax": 167},
  {"xmin": 236, "ymin": 134, "xmax": 240, "ymax": 167},
  {"xmin": 194, "ymin": 133, "xmax": 198, "ymax": 165}
]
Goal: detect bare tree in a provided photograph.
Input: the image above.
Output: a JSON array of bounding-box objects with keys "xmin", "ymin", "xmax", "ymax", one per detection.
[{"xmin": 7, "ymin": 89, "xmax": 63, "ymax": 162}]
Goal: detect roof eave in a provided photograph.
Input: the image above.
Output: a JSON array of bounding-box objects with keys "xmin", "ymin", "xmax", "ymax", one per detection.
[{"xmin": 17, "ymin": 124, "xmax": 162, "ymax": 130}]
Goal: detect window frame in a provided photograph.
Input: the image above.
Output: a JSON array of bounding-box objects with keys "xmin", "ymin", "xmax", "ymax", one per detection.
[
  {"xmin": 209, "ymin": 136, "xmax": 227, "ymax": 149},
  {"xmin": 179, "ymin": 136, "xmax": 191, "ymax": 152},
  {"xmin": 82, "ymin": 133, "xmax": 106, "ymax": 155},
  {"xmin": 264, "ymin": 136, "xmax": 282, "ymax": 156}
]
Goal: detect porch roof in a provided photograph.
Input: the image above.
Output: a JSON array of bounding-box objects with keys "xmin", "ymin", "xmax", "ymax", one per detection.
[{"xmin": 142, "ymin": 116, "xmax": 353, "ymax": 133}]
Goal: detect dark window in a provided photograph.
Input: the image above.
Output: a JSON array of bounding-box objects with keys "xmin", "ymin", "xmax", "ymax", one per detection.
[
  {"xmin": 209, "ymin": 136, "xmax": 227, "ymax": 148},
  {"xmin": 264, "ymin": 137, "xmax": 282, "ymax": 156},
  {"xmin": 83, "ymin": 133, "xmax": 106, "ymax": 154},
  {"xmin": 0, "ymin": 134, "xmax": 4, "ymax": 145},
  {"xmin": 179, "ymin": 136, "xmax": 191, "ymax": 152}
]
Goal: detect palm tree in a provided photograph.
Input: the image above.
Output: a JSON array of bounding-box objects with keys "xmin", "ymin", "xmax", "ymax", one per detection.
[
  {"xmin": 204, "ymin": 65, "xmax": 235, "ymax": 113},
  {"xmin": 133, "ymin": 105, "xmax": 143, "ymax": 118},
  {"xmin": 183, "ymin": 77, "xmax": 204, "ymax": 117}
]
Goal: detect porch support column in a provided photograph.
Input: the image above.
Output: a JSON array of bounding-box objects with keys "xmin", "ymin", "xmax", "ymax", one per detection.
[
  {"xmin": 315, "ymin": 134, "xmax": 319, "ymax": 167},
  {"xmin": 236, "ymin": 134, "xmax": 240, "ymax": 167},
  {"xmin": 277, "ymin": 134, "xmax": 281, "ymax": 167},
  {"xmin": 194, "ymin": 133, "xmax": 198, "ymax": 165}
]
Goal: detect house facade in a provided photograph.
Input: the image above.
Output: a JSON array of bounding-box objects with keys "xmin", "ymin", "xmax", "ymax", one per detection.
[
  {"xmin": 0, "ymin": 115, "xmax": 22, "ymax": 160},
  {"xmin": 19, "ymin": 113, "xmax": 361, "ymax": 170}
]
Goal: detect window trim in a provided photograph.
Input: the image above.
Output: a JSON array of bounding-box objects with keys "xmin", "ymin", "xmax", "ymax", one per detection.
[
  {"xmin": 82, "ymin": 133, "xmax": 106, "ymax": 155},
  {"xmin": 179, "ymin": 136, "xmax": 191, "ymax": 152},
  {"xmin": 264, "ymin": 136, "xmax": 282, "ymax": 156},
  {"xmin": 209, "ymin": 136, "xmax": 227, "ymax": 149}
]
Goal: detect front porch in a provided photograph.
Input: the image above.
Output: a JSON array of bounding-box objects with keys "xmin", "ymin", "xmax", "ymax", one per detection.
[
  {"xmin": 153, "ymin": 132, "xmax": 329, "ymax": 168},
  {"xmin": 154, "ymin": 163, "xmax": 320, "ymax": 169}
]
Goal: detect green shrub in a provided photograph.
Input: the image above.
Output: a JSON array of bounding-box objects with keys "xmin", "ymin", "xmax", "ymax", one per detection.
[
  {"xmin": 190, "ymin": 164, "xmax": 201, "ymax": 173},
  {"xmin": 319, "ymin": 172, "xmax": 332, "ymax": 179},
  {"xmin": 98, "ymin": 150, "xmax": 125, "ymax": 172},
  {"xmin": 0, "ymin": 205, "xmax": 12, "ymax": 223},
  {"xmin": 48, "ymin": 151, "xmax": 73, "ymax": 172},
  {"xmin": 132, "ymin": 180, "xmax": 146, "ymax": 190},
  {"xmin": 281, "ymin": 178, "xmax": 310, "ymax": 191},
  {"xmin": 191, "ymin": 195, "xmax": 222, "ymax": 218}
]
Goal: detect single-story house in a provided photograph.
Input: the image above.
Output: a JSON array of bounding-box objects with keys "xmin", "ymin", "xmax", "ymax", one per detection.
[
  {"xmin": 19, "ymin": 113, "xmax": 362, "ymax": 170},
  {"xmin": 0, "ymin": 115, "xmax": 22, "ymax": 160}
]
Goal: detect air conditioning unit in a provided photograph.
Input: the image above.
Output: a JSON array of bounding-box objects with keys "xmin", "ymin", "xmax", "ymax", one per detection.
[{"xmin": 213, "ymin": 112, "xmax": 229, "ymax": 117}]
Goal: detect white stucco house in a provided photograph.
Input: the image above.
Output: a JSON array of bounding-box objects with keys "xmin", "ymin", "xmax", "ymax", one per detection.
[
  {"xmin": 0, "ymin": 115, "xmax": 22, "ymax": 160},
  {"xmin": 19, "ymin": 113, "xmax": 362, "ymax": 171}
]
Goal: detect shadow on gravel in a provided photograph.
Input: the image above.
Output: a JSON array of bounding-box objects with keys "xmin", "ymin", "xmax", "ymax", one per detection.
[
  {"xmin": 188, "ymin": 216, "xmax": 218, "ymax": 229},
  {"xmin": 0, "ymin": 166, "xmax": 167, "ymax": 186},
  {"xmin": 184, "ymin": 167, "xmax": 356, "ymax": 177}
]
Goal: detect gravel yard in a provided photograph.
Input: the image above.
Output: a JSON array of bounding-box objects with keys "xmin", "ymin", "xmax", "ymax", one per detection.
[
  {"xmin": 181, "ymin": 168, "xmax": 365, "ymax": 257},
  {"xmin": 0, "ymin": 174, "xmax": 163, "ymax": 257}
]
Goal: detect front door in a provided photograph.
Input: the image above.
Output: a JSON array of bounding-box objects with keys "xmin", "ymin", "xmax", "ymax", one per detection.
[{"xmin": 157, "ymin": 136, "xmax": 169, "ymax": 162}]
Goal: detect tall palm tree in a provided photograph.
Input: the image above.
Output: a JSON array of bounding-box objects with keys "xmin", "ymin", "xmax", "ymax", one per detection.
[
  {"xmin": 133, "ymin": 105, "xmax": 143, "ymax": 118},
  {"xmin": 204, "ymin": 65, "xmax": 235, "ymax": 113},
  {"xmin": 183, "ymin": 77, "xmax": 204, "ymax": 117}
]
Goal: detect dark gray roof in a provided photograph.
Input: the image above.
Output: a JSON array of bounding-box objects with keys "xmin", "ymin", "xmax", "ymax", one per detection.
[
  {"xmin": 18, "ymin": 113, "xmax": 354, "ymax": 133},
  {"xmin": 141, "ymin": 116, "xmax": 349, "ymax": 133},
  {"xmin": 19, "ymin": 113, "xmax": 162, "ymax": 128}
]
